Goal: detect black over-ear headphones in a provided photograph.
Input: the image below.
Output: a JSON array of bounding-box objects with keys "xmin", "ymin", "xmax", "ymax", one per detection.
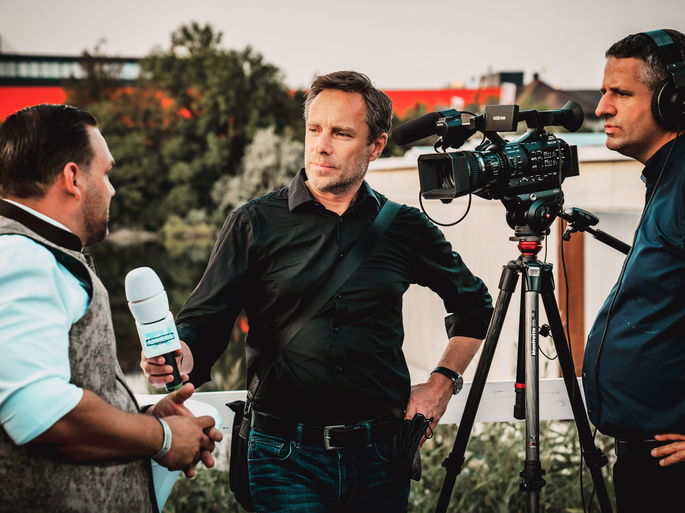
[{"xmin": 642, "ymin": 29, "xmax": 685, "ymax": 130}]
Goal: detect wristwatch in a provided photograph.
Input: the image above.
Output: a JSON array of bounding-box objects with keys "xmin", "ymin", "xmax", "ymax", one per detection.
[{"xmin": 431, "ymin": 366, "xmax": 463, "ymax": 395}]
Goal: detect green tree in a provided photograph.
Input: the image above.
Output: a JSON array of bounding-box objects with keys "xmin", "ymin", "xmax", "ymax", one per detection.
[
  {"xmin": 63, "ymin": 40, "xmax": 123, "ymax": 106},
  {"xmin": 212, "ymin": 126, "xmax": 303, "ymax": 212},
  {"xmin": 66, "ymin": 22, "xmax": 305, "ymax": 231}
]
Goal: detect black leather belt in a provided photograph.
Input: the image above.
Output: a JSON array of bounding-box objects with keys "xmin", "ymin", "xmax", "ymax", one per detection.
[
  {"xmin": 615, "ymin": 438, "xmax": 667, "ymax": 460},
  {"xmin": 251, "ymin": 410, "xmax": 400, "ymax": 450}
]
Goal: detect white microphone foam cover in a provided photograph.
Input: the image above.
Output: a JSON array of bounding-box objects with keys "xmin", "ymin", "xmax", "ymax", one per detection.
[
  {"xmin": 128, "ymin": 291, "xmax": 169, "ymax": 324},
  {"xmin": 125, "ymin": 267, "xmax": 170, "ymax": 324},
  {"xmin": 125, "ymin": 267, "xmax": 164, "ymax": 302}
]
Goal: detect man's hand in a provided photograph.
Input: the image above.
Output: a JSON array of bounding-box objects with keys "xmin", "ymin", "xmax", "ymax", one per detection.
[
  {"xmin": 404, "ymin": 373, "xmax": 454, "ymax": 447},
  {"xmin": 149, "ymin": 383, "xmax": 223, "ymax": 476},
  {"xmin": 141, "ymin": 340, "xmax": 194, "ymax": 388},
  {"xmin": 156, "ymin": 414, "xmax": 218, "ymax": 478},
  {"xmin": 652, "ymin": 434, "xmax": 685, "ymax": 466}
]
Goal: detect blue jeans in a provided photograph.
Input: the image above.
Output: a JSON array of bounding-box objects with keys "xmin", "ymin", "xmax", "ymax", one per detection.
[{"xmin": 247, "ymin": 428, "xmax": 410, "ymax": 513}]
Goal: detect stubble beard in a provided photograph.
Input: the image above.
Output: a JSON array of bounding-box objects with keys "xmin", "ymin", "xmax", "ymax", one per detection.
[
  {"xmin": 82, "ymin": 191, "xmax": 110, "ymax": 246},
  {"xmin": 311, "ymin": 153, "xmax": 370, "ymax": 196}
]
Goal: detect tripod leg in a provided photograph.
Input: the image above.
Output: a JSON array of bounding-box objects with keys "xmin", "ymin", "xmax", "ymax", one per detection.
[
  {"xmin": 539, "ymin": 269, "xmax": 613, "ymax": 513},
  {"xmin": 434, "ymin": 262, "xmax": 519, "ymax": 513},
  {"xmin": 514, "ymin": 287, "xmax": 527, "ymax": 420},
  {"xmin": 521, "ymin": 263, "xmax": 545, "ymax": 513}
]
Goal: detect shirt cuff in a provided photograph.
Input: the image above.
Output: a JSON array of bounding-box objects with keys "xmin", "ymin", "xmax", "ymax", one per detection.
[
  {"xmin": 444, "ymin": 308, "xmax": 493, "ymax": 340},
  {"xmin": 1, "ymin": 378, "xmax": 83, "ymax": 445},
  {"xmin": 177, "ymin": 324, "xmax": 212, "ymax": 387}
]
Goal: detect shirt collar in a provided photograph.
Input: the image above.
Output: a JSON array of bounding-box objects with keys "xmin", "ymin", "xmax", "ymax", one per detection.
[
  {"xmin": 287, "ymin": 168, "xmax": 381, "ymax": 212},
  {"xmin": 0, "ymin": 198, "xmax": 83, "ymax": 251},
  {"xmin": 641, "ymin": 134, "xmax": 685, "ymax": 186}
]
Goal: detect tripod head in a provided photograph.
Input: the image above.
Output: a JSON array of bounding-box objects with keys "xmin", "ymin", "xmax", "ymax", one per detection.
[
  {"xmin": 497, "ymin": 194, "xmax": 631, "ymax": 257},
  {"xmin": 500, "ymin": 188, "xmax": 563, "ymax": 239}
]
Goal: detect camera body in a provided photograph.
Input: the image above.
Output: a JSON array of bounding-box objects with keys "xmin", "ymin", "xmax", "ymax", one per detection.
[
  {"xmin": 417, "ymin": 132, "xmax": 579, "ymax": 201},
  {"xmin": 397, "ymin": 101, "xmax": 583, "ymax": 204}
]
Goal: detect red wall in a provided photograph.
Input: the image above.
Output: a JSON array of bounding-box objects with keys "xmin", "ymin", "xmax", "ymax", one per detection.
[
  {"xmin": 1, "ymin": 85, "xmax": 502, "ymax": 122},
  {"xmin": 385, "ymin": 87, "xmax": 502, "ymax": 118},
  {"xmin": 0, "ymin": 86, "xmax": 67, "ymax": 121}
]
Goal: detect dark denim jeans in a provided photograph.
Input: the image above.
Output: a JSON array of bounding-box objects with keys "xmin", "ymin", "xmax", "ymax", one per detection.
[{"xmin": 247, "ymin": 428, "xmax": 410, "ymax": 513}]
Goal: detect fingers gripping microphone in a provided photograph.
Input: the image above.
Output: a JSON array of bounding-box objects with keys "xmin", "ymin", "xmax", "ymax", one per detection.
[{"xmin": 125, "ymin": 267, "xmax": 184, "ymax": 392}]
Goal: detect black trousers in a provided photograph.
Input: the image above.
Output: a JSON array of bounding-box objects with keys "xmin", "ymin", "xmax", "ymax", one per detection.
[{"xmin": 613, "ymin": 439, "xmax": 685, "ymax": 513}]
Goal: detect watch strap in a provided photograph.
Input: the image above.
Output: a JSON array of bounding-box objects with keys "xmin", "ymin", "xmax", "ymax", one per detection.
[{"xmin": 431, "ymin": 366, "xmax": 463, "ymax": 394}]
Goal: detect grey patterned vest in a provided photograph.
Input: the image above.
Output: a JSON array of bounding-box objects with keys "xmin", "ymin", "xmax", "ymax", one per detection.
[{"xmin": 0, "ymin": 201, "xmax": 157, "ymax": 513}]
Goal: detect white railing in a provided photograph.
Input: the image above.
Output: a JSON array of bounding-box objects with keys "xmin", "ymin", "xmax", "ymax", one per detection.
[{"xmin": 138, "ymin": 377, "xmax": 586, "ymax": 435}]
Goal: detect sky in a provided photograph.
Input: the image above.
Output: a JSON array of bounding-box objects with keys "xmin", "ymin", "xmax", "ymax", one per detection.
[{"xmin": 1, "ymin": 0, "xmax": 684, "ymax": 91}]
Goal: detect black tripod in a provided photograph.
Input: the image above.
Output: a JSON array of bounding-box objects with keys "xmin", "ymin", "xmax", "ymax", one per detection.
[{"xmin": 435, "ymin": 204, "xmax": 614, "ymax": 513}]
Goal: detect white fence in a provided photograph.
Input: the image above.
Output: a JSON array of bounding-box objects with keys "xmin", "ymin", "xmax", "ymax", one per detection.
[{"xmin": 138, "ymin": 377, "xmax": 586, "ymax": 436}]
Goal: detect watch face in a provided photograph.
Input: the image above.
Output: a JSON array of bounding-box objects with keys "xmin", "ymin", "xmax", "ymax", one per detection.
[{"xmin": 454, "ymin": 375, "xmax": 463, "ymax": 394}]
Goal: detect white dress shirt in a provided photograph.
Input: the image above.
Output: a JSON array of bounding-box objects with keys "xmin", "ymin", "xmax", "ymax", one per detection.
[{"xmin": 0, "ymin": 200, "xmax": 89, "ymax": 444}]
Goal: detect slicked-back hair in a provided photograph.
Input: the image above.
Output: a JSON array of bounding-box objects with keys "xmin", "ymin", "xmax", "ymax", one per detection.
[
  {"xmin": 0, "ymin": 104, "xmax": 98, "ymax": 198},
  {"xmin": 303, "ymin": 71, "xmax": 393, "ymax": 144},
  {"xmin": 606, "ymin": 29, "xmax": 685, "ymax": 90}
]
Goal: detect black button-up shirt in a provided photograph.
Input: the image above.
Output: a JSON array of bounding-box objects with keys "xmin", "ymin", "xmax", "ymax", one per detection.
[
  {"xmin": 583, "ymin": 135, "xmax": 685, "ymax": 439},
  {"xmin": 178, "ymin": 170, "xmax": 493, "ymax": 424}
]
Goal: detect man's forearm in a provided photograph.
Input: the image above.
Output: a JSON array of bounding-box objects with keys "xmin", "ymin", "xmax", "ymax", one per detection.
[
  {"xmin": 428, "ymin": 336, "xmax": 481, "ymax": 393},
  {"xmin": 405, "ymin": 336, "xmax": 482, "ymax": 433},
  {"xmin": 29, "ymin": 389, "xmax": 161, "ymax": 461},
  {"xmin": 437, "ymin": 336, "xmax": 481, "ymax": 373}
]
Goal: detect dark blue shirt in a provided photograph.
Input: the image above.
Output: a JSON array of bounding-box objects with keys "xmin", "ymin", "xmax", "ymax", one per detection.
[
  {"xmin": 583, "ymin": 135, "xmax": 685, "ymax": 439},
  {"xmin": 177, "ymin": 170, "xmax": 493, "ymax": 424}
]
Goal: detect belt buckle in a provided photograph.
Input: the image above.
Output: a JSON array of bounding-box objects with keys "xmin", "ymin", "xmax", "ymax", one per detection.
[{"xmin": 323, "ymin": 424, "xmax": 346, "ymax": 450}]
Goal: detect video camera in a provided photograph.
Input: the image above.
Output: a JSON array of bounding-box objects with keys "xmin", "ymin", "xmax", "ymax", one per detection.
[{"xmin": 392, "ymin": 101, "xmax": 584, "ymax": 203}]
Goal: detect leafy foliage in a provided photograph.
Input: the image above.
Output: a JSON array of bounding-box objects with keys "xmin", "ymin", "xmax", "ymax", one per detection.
[
  {"xmin": 212, "ymin": 126, "xmax": 303, "ymax": 212},
  {"xmin": 65, "ymin": 22, "xmax": 305, "ymax": 231},
  {"xmin": 410, "ymin": 421, "xmax": 615, "ymax": 513}
]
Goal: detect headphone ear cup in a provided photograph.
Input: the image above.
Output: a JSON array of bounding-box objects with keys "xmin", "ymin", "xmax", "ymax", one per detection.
[{"xmin": 652, "ymin": 79, "xmax": 684, "ymax": 130}]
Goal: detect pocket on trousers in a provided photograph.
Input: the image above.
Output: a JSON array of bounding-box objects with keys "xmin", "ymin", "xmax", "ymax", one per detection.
[
  {"xmin": 373, "ymin": 440, "xmax": 393, "ymax": 463},
  {"xmin": 248, "ymin": 430, "xmax": 293, "ymax": 463}
]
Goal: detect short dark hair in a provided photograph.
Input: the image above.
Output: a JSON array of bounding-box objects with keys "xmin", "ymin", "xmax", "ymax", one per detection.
[
  {"xmin": 606, "ymin": 29, "xmax": 685, "ymax": 90},
  {"xmin": 303, "ymin": 71, "xmax": 393, "ymax": 144},
  {"xmin": 0, "ymin": 104, "xmax": 98, "ymax": 198}
]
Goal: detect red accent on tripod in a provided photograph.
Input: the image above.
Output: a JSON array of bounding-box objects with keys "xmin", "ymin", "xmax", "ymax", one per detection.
[{"xmin": 518, "ymin": 240, "xmax": 542, "ymax": 256}]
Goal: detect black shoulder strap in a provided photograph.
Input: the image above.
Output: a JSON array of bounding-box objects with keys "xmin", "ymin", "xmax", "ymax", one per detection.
[
  {"xmin": 276, "ymin": 199, "xmax": 401, "ymax": 349},
  {"xmin": 247, "ymin": 199, "xmax": 402, "ymax": 403}
]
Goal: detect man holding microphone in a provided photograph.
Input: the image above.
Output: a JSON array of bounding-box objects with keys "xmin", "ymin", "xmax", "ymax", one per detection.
[{"xmin": 0, "ymin": 104, "xmax": 222, "ymax": 512}]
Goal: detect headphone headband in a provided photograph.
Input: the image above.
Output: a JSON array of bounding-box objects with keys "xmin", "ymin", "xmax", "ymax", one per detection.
[
  {"xmin": 643, "ymin": 30, "xmax": 685, "ymax": 90},
  {"xmin": 640, "ymin": 29, "xmax": 685, "ymax": 130}
]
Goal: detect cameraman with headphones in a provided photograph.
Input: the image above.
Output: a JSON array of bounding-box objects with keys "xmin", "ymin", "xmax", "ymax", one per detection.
[{"xmin": 583, "ymin": 29, "xmax": 685, "ymax": 513}]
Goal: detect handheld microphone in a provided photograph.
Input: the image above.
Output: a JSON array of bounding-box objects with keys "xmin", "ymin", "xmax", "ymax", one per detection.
[{"xmin": 125, "ymin": 267, "xmax": 184, "ymax": 392}]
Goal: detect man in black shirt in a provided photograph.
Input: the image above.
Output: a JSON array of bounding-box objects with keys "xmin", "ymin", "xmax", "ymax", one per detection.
[
  {"xmin": 582, "ymin": 30, "xmax": 685, "ymax": 513},
  {"xmin": 142, "ymin": 71, "xmax": 493, "ymax": 512}
]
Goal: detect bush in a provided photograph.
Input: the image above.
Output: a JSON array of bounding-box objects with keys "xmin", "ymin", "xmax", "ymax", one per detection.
[{"xmin": 410, "ymin": 421, "xmax": 615, "ymax": 513}]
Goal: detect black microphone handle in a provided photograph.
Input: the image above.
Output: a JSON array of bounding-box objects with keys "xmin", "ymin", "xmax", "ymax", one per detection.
[{"xmin": 163, "ymin": 352, "xmax": 184, "ymax": 392}]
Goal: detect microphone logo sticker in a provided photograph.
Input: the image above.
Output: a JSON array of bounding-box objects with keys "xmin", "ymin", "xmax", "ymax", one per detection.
[{"xmin": 143, "ymin": 328, "xmax": 177, "ymax": 347}]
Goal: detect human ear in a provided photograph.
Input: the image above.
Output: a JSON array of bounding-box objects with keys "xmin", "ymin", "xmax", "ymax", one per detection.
[{"xmin": 60, "ymin": 162, "xmax": 83, "ymax": 201}]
